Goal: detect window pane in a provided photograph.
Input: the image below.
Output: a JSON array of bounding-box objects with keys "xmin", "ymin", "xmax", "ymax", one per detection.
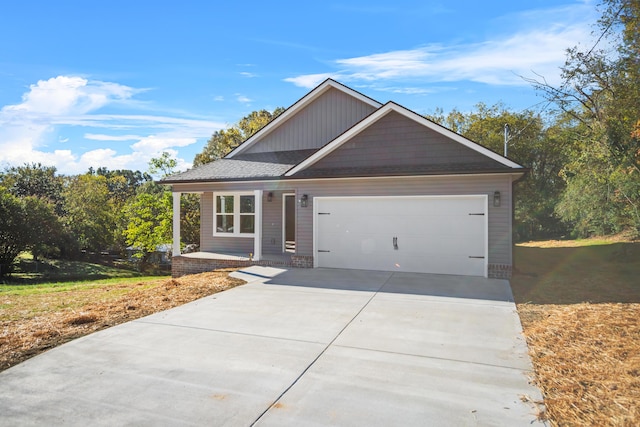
[
  {"xmin": 216, "ymin": 195, "xmax": 234, "ymax": 213},
  {"xmin": 216, "ymin": 215, "xmax": 234, "ymax": 233},
  {"xmin": 240, "ymin": 195, "xmax": 255, "ymax": 213},
  {"xmin": 240, "ymin": 215, "xmax": 254, "ymax": 233}
]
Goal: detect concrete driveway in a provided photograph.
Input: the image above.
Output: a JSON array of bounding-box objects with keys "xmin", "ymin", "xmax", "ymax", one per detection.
[{"xmin": 0, "ymin": 268, "xmax": 545, "ymax": 426}]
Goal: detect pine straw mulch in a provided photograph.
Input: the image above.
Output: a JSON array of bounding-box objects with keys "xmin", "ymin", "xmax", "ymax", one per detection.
[
  {"xmin": 518, "ymin": 303, "xmax": 640, "ymax": 426},
  {"xmin": 0, "ymin": 270, "xmax": 245, "ymax": 372}
]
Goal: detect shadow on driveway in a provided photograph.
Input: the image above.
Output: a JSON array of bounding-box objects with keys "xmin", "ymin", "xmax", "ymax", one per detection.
[{"xmin": 255, "ymin": 267, "xmax": 515, "ymax": 302}]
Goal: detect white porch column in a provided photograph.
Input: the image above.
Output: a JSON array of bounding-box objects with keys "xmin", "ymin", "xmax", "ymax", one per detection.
[
  {"xmin": 172, "ymin": 192, "xmax": 181, "ymax": 256},
  {"xmin": 253, "ymin": 190, "xmax": 263, "ymax": 261}
]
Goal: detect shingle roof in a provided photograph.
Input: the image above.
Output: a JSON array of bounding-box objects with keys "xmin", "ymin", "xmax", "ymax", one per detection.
[{"xmin": 160, "ymin": 149, "xmax": 318, "ymax": 183}]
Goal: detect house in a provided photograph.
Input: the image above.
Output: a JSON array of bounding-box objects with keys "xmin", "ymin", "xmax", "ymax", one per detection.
[{"xmin": 161, "ymin": 80, "xmax": 526, "ymax": 279}]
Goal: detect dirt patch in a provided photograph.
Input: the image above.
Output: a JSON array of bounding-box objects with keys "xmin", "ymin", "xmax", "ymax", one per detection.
[
  {"xmin": 518, "ymin": 303, "xmax": 640, "ymax": 426},
  {"xmin": 0, "ymin": 270, "xmax": 244, "ymax": 372}
]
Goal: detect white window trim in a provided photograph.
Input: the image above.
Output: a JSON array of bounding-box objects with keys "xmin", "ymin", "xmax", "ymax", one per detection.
[{"xmin": 213, "ymin": 192, "xmax": 255, "ymax": 238}]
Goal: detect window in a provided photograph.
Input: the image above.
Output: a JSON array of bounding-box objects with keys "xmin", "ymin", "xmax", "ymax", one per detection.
[{"xmin": 214, "ymin": 193, "xmax": 255, "ymax": 236}]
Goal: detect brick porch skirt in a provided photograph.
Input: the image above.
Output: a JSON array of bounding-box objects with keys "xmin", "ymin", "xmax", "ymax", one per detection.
[
  {"xmin": 172, "ymin": 254, "xmax": 512, "ymax": 280},
  {"xmin": 172, "ymin": 254, "xmax": 313, "ymax": 278}
]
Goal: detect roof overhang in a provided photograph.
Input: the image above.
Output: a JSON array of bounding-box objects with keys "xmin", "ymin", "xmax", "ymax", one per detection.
[{"xmin": 164, "ymin": 169, "xmax": 528, "ymax": 186}]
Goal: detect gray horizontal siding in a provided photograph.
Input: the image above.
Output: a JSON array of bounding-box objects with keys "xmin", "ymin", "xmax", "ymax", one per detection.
[
  {"xmin": 180, "ymin": 174, "xmax": 514, "ymax": 266},
  {"xmin": 262, "ymin": 190, "xmax": 284, "ymax": 254},
  {"xmin": 200, "ymin": 192, "xmax": 254, "ymax": 254},
  {"xmin": 292, "ymin": 175, "xmax": 513, "ymax": 266},
  {"xmin": 308, "ymin": 111, "xmax": 499, "ymax": 170},
  {"xmin": 245, "ymin": 87, "xmax": 377, "ymax": 154},
  {"xmin": 199, "ymin": 189, "xmax": 296, "ymax": 256}
]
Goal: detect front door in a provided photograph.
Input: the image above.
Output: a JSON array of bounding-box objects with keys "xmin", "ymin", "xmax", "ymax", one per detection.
[{"xmin": 283, "ymin": 194, "xmax": 296, "ymax": 253}]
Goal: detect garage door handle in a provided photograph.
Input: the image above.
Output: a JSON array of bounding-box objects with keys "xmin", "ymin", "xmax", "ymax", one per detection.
[
  {"xmin": 469, "ymin": 256, "xmax": 485, "ymax": 259},
  {"xmin": 393, "ymin": 237, "xmax": 398, "ymax": 250}
]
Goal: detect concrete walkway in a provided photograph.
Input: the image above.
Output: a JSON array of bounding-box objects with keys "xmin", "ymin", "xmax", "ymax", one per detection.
[{"xmin": 0, "ymin": 268, "xmax": 545, "ymax": 426}]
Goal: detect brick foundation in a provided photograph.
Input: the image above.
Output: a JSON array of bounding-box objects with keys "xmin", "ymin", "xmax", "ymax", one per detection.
[
  {"xmin": 171, "ymin": 255, "xmax": 313, "ymax": 278},
  {"xmin": 488, "ymin": 263, "xmax": 513, "ymax": 279},
  {"xmin": 173, "ymin": 256, "xmax": 512, "ymax": 279}
]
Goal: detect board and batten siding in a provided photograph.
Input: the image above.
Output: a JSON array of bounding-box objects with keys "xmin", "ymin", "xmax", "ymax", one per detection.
[
  {"xmin": 244, "ymin": 87, "xmax": 377, "ymax": 154},
  {"xmin": 178, "ymin": 174, "xmax": 515, "ymax": 267},
  {"xmin": 308, "ymin": 111, "xmax": 499, "ymax": 170}
]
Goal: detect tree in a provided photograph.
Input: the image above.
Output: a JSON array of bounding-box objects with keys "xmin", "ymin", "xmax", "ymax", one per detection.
[
  {"xmin": 123, "ymin": 183, "xmax": 172, "ymax": 263},
  {"xmin": 0, "ymin": 188, "xmax": 29, "ymax": 276},
  {"xmin": 148, "ymin": 152, "xmax": 178, "ymax": 179},
  {"xmin": 193, "ymin": 107, "xmax": 284, "ymax": 166},
  {"xmin": 528, "ymin": 0, "xmax": 640, "ymax": 236},
  {"xmin": 180, "ymin": 193, "xmax": 200, "ymax": 245},
  {"xmin": 427, "ymin": 103, "xmax": 570, "ymax": 240},
  {"xmin": 62, "ymin": 174, "xmax": 115, "ymax": 253},
  {"xmin": 93, "ymin": 168, "xmax": 153, "ymax": 253},
  {"xmin": 0, "ymin": 163, "xmax": 64, "ymax": 215},
  {"xmin": 0, "ymin": 187, "xmax": 61, "ymax": 276},
  {"xmin": 124, "ymin": 154, "xmax": 180, "ymax": 263}
]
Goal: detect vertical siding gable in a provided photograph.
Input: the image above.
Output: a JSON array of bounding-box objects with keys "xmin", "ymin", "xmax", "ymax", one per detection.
[
  {"xmin": 244, "ymin": 87, "xmax": 377, "ymax": 154},
  {"xmin": 306, "ymin": 111, "xmax": 501, "ymax": 170}
]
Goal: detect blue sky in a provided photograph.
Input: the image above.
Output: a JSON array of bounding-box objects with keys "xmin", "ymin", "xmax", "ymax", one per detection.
[{"xmin": 0, "ymin": 0, "xmax": 599, "ymax": 175}]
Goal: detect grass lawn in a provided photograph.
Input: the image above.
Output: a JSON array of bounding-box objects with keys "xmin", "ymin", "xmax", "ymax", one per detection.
[
  {"xmin": 6, "ymin": 253, "xmax": 159, "ymax": 283},
  {"xmin": 512, "ymin": 236, "xmax": 640, "ymax": 426},
  {"xmin": 0, "ymin": 261, "xmax": 244, "ymax": 371}
]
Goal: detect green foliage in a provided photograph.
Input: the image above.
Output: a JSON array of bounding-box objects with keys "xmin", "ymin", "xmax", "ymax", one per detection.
[
  {"xmin": 193, "ymin": 107, "xmax": 284, "ymax": 166},
  {"xmin": 0, "ymin": 188, "xmax": 61, "ymax": 276},
  {"xmin": 531, "ymin": 0, "xmax": 640, "ymax": 237},
  {"xmin": 148, "ymin": 152, "xmax": 178, "ymax": 179},
  {"xmin": 92, "ymin": 168, "xmax": 153, "ymax": 252},
  {"xmin": 62, "ymin": 174, "xmax": 115, "ymax": 252},
  {"xmin": 123, "ymin": 184, "xmax": 173, "ymax": 260},
  {"xmin": 427, "ymin": 103, "xmax": 570, "ymax": 240},
  {"xmin": 181, "ymin": 193, "xmax": 200, "ymax": 245},
  {"xmin": 0, "ymin": 188, "xmax": 29, "ymax": 276},
  {"xmin": 0, "ymin": 163, "xmax": 64, "ymax": 215}
]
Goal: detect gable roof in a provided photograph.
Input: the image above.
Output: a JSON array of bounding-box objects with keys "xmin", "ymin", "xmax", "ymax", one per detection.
[
  {"xmin": 162, "ymin": 81, "xmax": 525, "ymax": 184},
  {"xmin": 226, "ymin": 79, "xmax": 382, "ymax": 158},
  {"xmin": 285, "ymin": 102, "xmax": 523, "ymax": 177}
]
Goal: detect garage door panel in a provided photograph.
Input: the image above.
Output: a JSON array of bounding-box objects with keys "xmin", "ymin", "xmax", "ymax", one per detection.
[
  {"xmin": 399, "ymin": 236, "xmax": 483, "ymax": 257},
  {"xmin": 316, "ymin": 196, "xmax": 487, "ymax": 277},
  {"xmin": 398, "ymin": 254, "xmax": 483, "ymax": 276}
]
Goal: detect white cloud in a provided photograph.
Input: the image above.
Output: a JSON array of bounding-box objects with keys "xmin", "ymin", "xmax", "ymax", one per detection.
[
  {"xmin": 84, "ymin": 133, "xmax": 141, "ymax": 141},
  {"xmin": 284, "ymin": 5, "xmax": 595, "ymax": 89},
  {"xmin": 240, "ymin": 72, "xmax": 257, "ymax": 78},
  {"xmin": 130, "ymin": 136, "xmax": 197, "ymax": 152},
  {"xmin": 0, "ymin": 75, "xmax": 221, "ymax": 174},
  {"xmin": 284, "ymin": 73, "xmax": 338, "ymax": 88},
  {"xmin": 235, "ymin": 94, "xmax": 252, "ymax": 104},
  {"xmin": 4, "ymin": 76, "xmax": 136, "ymax": 115}
]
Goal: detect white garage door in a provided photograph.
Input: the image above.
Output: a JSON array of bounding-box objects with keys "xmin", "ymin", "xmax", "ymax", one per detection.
[{"xmin": 314, "ymin": 196, "xmax": 487, "ymax": 277}]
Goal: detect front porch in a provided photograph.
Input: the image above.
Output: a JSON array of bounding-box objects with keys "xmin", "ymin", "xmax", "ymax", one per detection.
[{"xmin": 171, "ymin": 251, "xmax": 313, "ymax": 278}]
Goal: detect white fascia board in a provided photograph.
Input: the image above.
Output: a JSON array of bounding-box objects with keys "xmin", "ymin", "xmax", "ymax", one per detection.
[
  {"xmin": 286, "ymin": 102, "xmax": 523, "ymax": 176},
  {"xmin": 227, "ymin": 79, "xmax": 382, "ymax": 158}
]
